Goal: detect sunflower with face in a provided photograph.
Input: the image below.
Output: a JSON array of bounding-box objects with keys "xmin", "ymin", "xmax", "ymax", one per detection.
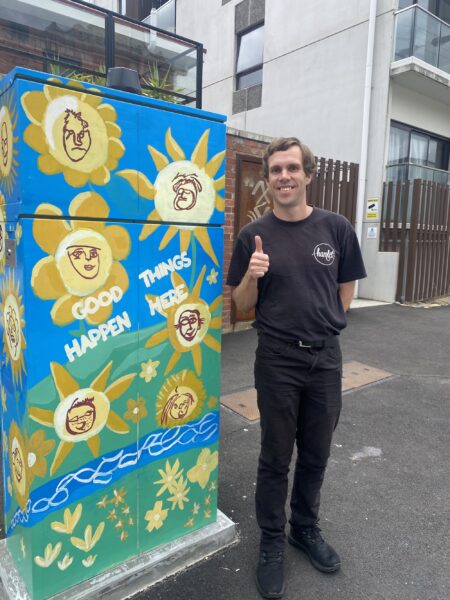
[
  {"xmin": 31, "ymin": 192, "xmax": 130, "ymax": 326},
  {"xmin": 0, "ymin": 92, "xmax": 18, "ymax": 197},
  {"xmin": 21, "ymin": 81, "xmax": 124, "ymax": 187},
  {"xmin": 0, "ymin": 200, "xmax": 6, "ymax": 274},
  {"xmin": 117, "ymin": 128, "xmax": 225, "ymax": 265},
  {"xmin": 8, "ymin": 422, "xmax": 55, "ymax": 510},
  {"xmin": 145, "ymin": 266, "xmax": 221, "ymax": 375},
  {"xmin": 156, "ymin": 370, "xmax": 205, "ymax": 428},
  {"xmin": 0, "ymin": 273, "xmax": 26, "ymax": 387},
  {"xmin": 29, "ymin": 360, "xmax": 135, "ymax": 475}
]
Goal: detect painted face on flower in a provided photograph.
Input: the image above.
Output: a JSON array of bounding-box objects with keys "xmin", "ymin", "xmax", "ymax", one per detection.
[
  {"xmin": 62, "ymin": 109, "xmax": 92, "ymax": 163},
  {"xmin": 167, "ymin": 389, "xmax": 195, "ymax": 421},
  {"xmin": 4, "ymin": 295, "xmax": 22, "ymax": 361},
  {"xmin": 172, "ymin": 172, "xmax": 202, "ymax": 211},
  {"xmin": 67, "ymin": 244, "xmax": 101, "ymax": 280},
  {"xmin": 65, "ymin": 396, "xmax": 96, "ymax": 435},
  {"xmin": 11, "ymin": 444, "xmax": 24, "ymax": 483},
  {"xmin": 55, "ymin": 229, "xmax": 112, "ymax": 296},
  {"xmin": 175, "ymin": 308, "xmax": 204, "ymax": 342},
  {"xmin": 1, "ymin": 121, "xmax": 8, "ymax": 167}
]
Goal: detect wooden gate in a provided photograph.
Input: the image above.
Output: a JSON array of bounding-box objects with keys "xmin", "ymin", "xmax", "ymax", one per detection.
[{"xmin": 380, "ymin": 179, "xmax": 450, "ymax": 302}]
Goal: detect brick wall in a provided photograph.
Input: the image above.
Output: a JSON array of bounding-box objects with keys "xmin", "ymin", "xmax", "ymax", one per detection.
[{"xmin": 222, "ymin": 128, "xmax": 272, "ymax": 332}]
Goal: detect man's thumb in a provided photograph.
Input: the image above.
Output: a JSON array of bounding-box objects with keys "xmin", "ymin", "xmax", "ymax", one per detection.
[{"xmin": 255, "ymin": 235, "xmax": 263, "ymax": 253}]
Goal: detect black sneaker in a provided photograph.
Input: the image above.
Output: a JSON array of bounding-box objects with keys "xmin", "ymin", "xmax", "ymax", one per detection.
[
  {"xmin": 288, "ymin": 526, "xmax": 340, "ymax": 573},
  {"xmin": 255, "ymin": 550, "xmax": 285, "ymax": 599}
]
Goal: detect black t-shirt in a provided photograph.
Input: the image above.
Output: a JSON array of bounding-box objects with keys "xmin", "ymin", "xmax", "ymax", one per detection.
[{"xmin": 226, "ymin": 208, "xmax": 367, "ymax": 341}]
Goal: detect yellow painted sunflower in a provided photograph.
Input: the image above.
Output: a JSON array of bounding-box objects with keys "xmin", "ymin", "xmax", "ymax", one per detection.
[
  {"xmin": 8, "ymin": 422, "xmax": 55, "ymax": 510},
  {"xmin": 21, "ymin": 81, "xmax": 124, "ymax": 187},
  {"xmin": 145, "ymin": 265, "xmax": 221, "ymax": 375},
  {"xmin": 0, "ymin": 95, "xmax": 19, "ymax": 197},
  {"xmin": 117, "ymin": 128, "xmax": 225, "ymax": 265},
  {"xmin": 1, "ymin": 273, "xmax": 26, "ymax": 387},
  {"xmin": 31, "ymin": 192, "xmax": 130, "ymax": 326},
  {"xmin": 155, "ymin": 370, "xmax": 205, "ymax": 428},
  {"xmin": 0, "ymin": 200, "xmax": 6, "ymax": 274},
  {"xmin": 29, "ymin": 360, "xmax": 135, "ymax": 475}
]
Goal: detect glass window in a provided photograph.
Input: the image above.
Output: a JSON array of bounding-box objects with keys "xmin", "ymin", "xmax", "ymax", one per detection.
[
  {"xmin": 388, "ymin": 125, "xmax": 410, "ymax": 164},
  {"xmin": 236, "ymin": 24, "xmax": 264, "ymax": 90}
]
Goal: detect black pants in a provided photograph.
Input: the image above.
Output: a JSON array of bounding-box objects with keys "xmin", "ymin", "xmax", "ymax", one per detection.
[{"xmin": 254, "ymin": 333, "xmax": 342, "ymax": 552}]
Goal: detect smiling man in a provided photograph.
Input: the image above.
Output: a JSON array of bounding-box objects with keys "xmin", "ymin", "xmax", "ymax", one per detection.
[{"xmin": 227, "ymin": 137, "xmax": 366, "ymax": 599}]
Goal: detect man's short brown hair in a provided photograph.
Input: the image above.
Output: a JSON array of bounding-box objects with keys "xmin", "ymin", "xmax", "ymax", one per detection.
[{"xmin": 262, "ymin": 137, "xmax": 317, "ymax": 179}]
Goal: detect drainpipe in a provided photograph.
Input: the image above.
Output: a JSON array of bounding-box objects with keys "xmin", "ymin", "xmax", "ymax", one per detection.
[{"xmin": 355, "ymin": 0, "xmax": 377, "ymax": 297}]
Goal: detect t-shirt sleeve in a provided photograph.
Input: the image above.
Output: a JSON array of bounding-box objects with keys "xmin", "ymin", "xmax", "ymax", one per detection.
[
  {"xmin": 226, "ymin": 234, "xmax": 252, "ymax": 287},
  {"xmin": 338, "ymin": 222, "xmax": 367, "ymax": 283}
]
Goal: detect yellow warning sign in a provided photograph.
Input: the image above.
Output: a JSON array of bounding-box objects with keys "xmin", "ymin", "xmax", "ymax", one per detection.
[{"xmin": 366, "ymin": 198, "xmax": 379, "ymax": 220}]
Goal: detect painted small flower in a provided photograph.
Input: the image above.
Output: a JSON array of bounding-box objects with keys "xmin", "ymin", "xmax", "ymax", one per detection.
[
  {"xmin": 111, "ymin": 486, "xmax": 126, "ymax": 507},
  {"xmin": 82, "ymin": 555, "xmax": 97, "ymax": 567},
  {"xmin": 154, "ymin": 458, "xmax": 183, "ymax": 496},
  {"xmin": 96, "ymin": 495, "xmax": 108, "ymax": 509},
  {"xmin": 206, "ymin": 268, "xmax": 218, "ymax": 285},
  {"xmin": 192, "ymin": 502, "xmax": 200, "ymax": 515},
  {"xmin": 145, "ymin": 500, "xmax": 168, "ymax": 532},
  {"xmin": 124, "ymin": 397, "xmax": 147, "ymax": 423},
  {"xmin": 26, "ymin": 429, "xmax": 55, "ymax": 478},
  {"xmin": 107, "ymin": 509, "xmax": 117, "ymax": 521},
  {"xmin": 57, "ymin": 553, "xmax": 73, "ymax": 571},
  {"xmin": 187, "ymin": 448, "xmax": 218, "ymax": 489},
  {"xmin": 204, "ymin": 509, "xmax": 212, "ymax": 518},
  {"xmin": 120, "ymin": 530, "xmax": 128, "ymax": 542},
  {"xmin": 139, "ymin": 359, "xmax": 160, "ymax": 383},
  {"xmin": 208, "ymin": 480, "xmax": 217, "ymax": 492},
  {"xmin": 184, "ymin": 518, "xmax": 195, "ymax": 528},
  {"xmin": 167, "ymin": 476, "xmax": 190, "ymax": 510}
]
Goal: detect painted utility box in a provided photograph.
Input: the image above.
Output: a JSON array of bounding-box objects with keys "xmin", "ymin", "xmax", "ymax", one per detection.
[{"xmin": 0, "ymin": 68, "xmax": 225, "ymax": 600}]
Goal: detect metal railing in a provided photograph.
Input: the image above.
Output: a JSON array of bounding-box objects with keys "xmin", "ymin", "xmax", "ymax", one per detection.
[
  {"xmin": 394, "ymin": 4, "xmax": 450, "ymax": 74},
  {"xmin": 0, "ymin": 0, "xmax": 203, "ymax": 107},
  {"xmin": 386, "ymin": 163, "xmax": 450, "ymax": 186}
]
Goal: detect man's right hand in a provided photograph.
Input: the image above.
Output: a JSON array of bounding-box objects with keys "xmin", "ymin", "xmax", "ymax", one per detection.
[{"xmin": 248, "ymin": 235, "xmax": 269, "ymax": 280}]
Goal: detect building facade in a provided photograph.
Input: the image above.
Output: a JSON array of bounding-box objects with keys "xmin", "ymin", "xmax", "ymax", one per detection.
[{"xmin": 173, "ymin": 0, "xmax": 450, "ymax": 302}]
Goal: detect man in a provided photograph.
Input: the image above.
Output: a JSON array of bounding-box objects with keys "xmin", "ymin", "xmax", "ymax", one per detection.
[{"xmin": 227, "ymin": 137, "xmax": 366, "ymax": 599}]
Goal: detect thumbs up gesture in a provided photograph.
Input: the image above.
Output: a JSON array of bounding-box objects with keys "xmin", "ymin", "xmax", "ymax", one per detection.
[{"xmin": 248, "ymin": 235, "xmax": 269, "ymax": 280}]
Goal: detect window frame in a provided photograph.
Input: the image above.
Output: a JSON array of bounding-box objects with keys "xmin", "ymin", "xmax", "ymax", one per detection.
[
  {"xmin": 388, "ymin": 121, "xmax": 450, "ymax": 169},
  {"xmin": 235, "ymin": 22, "xmax": 264, "ymax": 91}
]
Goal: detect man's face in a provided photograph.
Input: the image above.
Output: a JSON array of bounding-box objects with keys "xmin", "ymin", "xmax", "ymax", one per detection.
[
  {"xmin": 266, "ymin": 146, "xmax": 311, "ymax": 213},
  {"xmin": 67, "ymin": 245, "xmax": 101, "ymax": 280},
  {"xmin": 177, "ymin": 309, "xmax": 201, "ymax": 342},
  {"xmin": 62, "ymin": 110, "xmax": 92, "ymax": 163}
]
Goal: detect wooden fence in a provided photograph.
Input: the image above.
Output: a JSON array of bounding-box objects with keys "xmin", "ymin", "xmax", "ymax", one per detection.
[
  {"xmin": 307, "ymin": 158, "xmax": 359, "ymax": 226},
  {"xmin": 380, "ymin": 179, "xmax": 450, "ymax": 302}
]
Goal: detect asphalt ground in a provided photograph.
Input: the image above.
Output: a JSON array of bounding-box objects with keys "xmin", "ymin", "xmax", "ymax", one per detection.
[
  {"xmin": 133, "ymin": 302, "xmax": 450, "ymax": 600},
  {"xmin": 2, "ymin": 303, "xmax": 450, "ymax": 599}
]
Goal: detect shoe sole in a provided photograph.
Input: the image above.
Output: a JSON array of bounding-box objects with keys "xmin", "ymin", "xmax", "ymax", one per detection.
[
  {"xmin": 287, "ymin": 534, "xmax": 341, "ymax": 574},
  {"xmin": 255, "ymin": 574, "xmax": 285, "ymax": 599}
]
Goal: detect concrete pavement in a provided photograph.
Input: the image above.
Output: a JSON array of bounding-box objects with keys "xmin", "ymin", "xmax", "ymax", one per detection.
[{"xmin": 132, "ymin": 302, "xmax": 450, "ymax": 600}]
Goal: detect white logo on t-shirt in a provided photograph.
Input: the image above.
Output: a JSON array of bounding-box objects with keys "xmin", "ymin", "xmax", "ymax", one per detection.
[{"xmin": 312, "ymin": 243, "xmax": 336, "ymax": 265}]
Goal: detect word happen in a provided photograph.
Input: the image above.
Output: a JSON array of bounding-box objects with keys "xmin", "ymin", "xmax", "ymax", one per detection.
[
  {"xmin": 65, "ymin": 311, "xmax": 132, "ymax": 362},
  {"xmin": 146, "ymin": 284, "xmax": 188, "ymax": 317},
  {"xmin": 139, "ymin": 252, "xmax": 191, "ymax": 288},
  {"xmin": 71, "ymin": 286, "xmax": 123, "ymax": 320}
]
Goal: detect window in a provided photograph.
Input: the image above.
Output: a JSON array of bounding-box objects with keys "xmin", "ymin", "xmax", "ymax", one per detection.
[
  {"xmin": 398, "ymin": 0, "xmax": 450, "ymax": 25},
  {"xmin": 388, "ymin": 122, "xmax": 450, "ymax": 169},
  {"xmin": 236, "ymin": 24, "xmax": 264, "ymax": 90}
]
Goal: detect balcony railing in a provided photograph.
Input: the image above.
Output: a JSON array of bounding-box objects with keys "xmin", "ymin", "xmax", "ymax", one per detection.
[
  {"xmin": 386, "ymin": 162, "xmax": 450, "ymax": 185},
  {"xmin": 394, "ymin": 4, "xmax": 450, "ymax": 74},
  {"xmin": 0, "ymin": 0, "xmax": 202, "ymax": 107}
]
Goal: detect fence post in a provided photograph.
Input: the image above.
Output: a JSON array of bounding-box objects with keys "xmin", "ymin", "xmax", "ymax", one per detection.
[{"xmin": 404, "ymin": 179, "xmax": 421, "ymax": 302}]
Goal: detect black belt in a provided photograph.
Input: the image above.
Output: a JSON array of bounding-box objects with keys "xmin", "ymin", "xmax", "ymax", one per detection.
[{"xmin": 286, "ymin": 335, "xmax": 337, "ymax": 349}]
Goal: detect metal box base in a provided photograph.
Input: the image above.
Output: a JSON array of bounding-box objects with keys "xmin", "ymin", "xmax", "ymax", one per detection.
[{"xmin": 0, "ymin": 511, "xmax": 237, "ymax": 600}]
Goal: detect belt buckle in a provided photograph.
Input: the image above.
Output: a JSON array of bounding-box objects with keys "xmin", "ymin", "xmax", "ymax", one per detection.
[{"xmin": 298, "ymin": 340, "xmax": 312, "ymax": 348}]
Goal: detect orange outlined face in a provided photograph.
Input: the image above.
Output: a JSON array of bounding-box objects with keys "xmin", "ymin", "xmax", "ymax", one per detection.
[
  {"xmin": 172, "ymin": 172, "xmax": 202, "ymax": 211},
  {"xmin": 0, "ymin": 224, "xmax": 3, "ymax": 253},
  {"xmin": 65, "ymin": 396, "xmax": 96, "ymax": 435},
  {"xmin": 5, "ymin": 305, "xmax": 19, "ymax": 355},
  {"xmin": 175, "ymin": 309, "xmax": 204, "ymax": 342},
  {"xmin": 62, "ymin": 109, "xmax": 92, "ymax": 163},
  {"xmin": 1, "ymin": 122, "xmax": 8, "ymax": 167},
  {"xmin": 67, "ymin": 245, "xmax": 101, "ymax": 280}
]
